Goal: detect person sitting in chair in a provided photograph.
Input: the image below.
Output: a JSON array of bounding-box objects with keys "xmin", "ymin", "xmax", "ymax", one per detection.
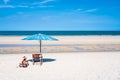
[{"xmin": 19, "ymin": 56, "xmax": 29, "ymax": 68}]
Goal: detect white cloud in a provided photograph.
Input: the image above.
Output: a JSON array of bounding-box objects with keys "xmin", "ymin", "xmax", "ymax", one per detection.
[
  {"xmin": 0, "ymin": 5, "xmax": 31, "ymax": 8},
  {"xmin": 3, "ymin": 0, "xmax": 9, "ymax": 4},
  {"xmin": 40, "ymin": 0, "xmax": 54, "ymax": 4},
  {"xmin": 0, "ymin": 4, "xmax": 54, "ymax": 8},
  {"xmin": 73, "ymin": 8, "xmax": 83, "ymax": 13},
  {"xmin": 69, "ymin": 8, "xmax": 98, "ymax": 15},
  {"xmin": 0, "ymin": 5, "xmax": 14, "ymax": 8},
  {"xmin": 17, "ymin": 5, "xmax": 29, "ymax": 8},
  {"xmin": 0, "ymin": 0, "xmax": 55, "ymax": 9},
  {"xmin": 84, "ymin": 8, "xmax": 98, "ymax": 13},
  {"xmin": 63, "ymin": 8, "xmax": 98, "ymax": 16},
  {"xmin": 39, "ymin": 5, "xmax": 54, "ymax": 8},
  {"xmin": 32, "ymin": 0, "xmax": 55, "ymax": 5}
]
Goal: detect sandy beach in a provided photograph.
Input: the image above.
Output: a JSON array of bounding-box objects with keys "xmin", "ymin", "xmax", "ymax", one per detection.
[
  {"xmin": 0, "ymin": 36, "xmax": 120, "ymax": 53},
  {"xmin": 0, "ymin": 36, "xmax": 120, "ymax": 80},
  {"xmin": 0, "ymin": 36, "xmax": 120, "ymax": 44},
  {"xmin": 1, "ymin": 52, "xmax": 120, "ymax": 80}
]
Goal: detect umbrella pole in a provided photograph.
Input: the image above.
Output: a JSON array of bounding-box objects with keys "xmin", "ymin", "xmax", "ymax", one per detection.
[
  {"xmin": 40, "ymin": 40, "xmax": 41, "ymax": 54},
  {"xmin": 39, "ymin": 40, "xmax": 43, "ymax": 65}
]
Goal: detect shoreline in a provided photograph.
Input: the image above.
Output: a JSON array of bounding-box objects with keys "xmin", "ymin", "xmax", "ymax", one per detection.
[
  {"xmin": 0, "ymin": 35, "xmax": 120, "ymax": 53},
  {"xmin": 0, "ymin": 44, "xmax": 120, "ymax": 53}
]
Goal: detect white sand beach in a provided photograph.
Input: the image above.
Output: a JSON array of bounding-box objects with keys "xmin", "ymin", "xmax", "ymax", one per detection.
[
  {"xmin": 0, "ymin": 52, "xmax": 120, "ymax": 80},
  {"xmin": 0, "ymin": 36, "xmax": 120, "ymax": 53},
  {"xmin": 0, "ymin": 36, "xmax": 120, "ymax": 44},
  {"xmin": 0, "ymin": 36, "xmax": 120, "ymax": 80}
]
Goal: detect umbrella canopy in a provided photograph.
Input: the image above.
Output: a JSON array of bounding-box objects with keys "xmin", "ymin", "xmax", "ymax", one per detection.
[{"xmin": 22, "ymin": 33, "xmax": 58, "ymax": 54}]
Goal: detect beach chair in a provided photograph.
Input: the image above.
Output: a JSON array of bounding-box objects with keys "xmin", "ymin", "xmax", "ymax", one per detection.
[{"xmin": 32, "ymin": 54, "xmax": 43, "ymax": 65}]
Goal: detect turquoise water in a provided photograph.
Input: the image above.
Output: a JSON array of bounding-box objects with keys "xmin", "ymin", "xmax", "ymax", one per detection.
[{"xmin": 0, "ymin": 31, "xmax": 120, "ymax": 36}]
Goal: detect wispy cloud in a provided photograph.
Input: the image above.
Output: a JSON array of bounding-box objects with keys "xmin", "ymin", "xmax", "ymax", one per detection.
[
  {"xmin": 39, "ymin": 5, "xmax": 54, "ymax": 8},
  {"xmin": 71, "ymin": 8, "xmax": 98, "ymax": 14},
  {"xmin": 31, "ymin": 0, "xmax": 55, "ymax": 5},
  {"xmin": 0, "ymin": 5, "xmax": 30, "ymax": 8},
  {"xmin": 3, "ymin": 0, "xmax": 9, "ymax": 4},
  {"xmin": 0, "ymin": 5, "xmax": 14, "ymax": 8},
  {"xmin": 0, "ymin": 0, "xmax": 55, "ymax": 8},
  {"xmin": 63, "ymin": 8, "xmax": 98, "ymax": 16},
  {"xmin": 40, "ymin": 0, "xmax": 54, "ymax": 4},
  {"xmin": 0, "ymin": 5, "xmax": 54, "ymax": 8},
  {"xmin": 74, "ymin": 8, "xmax": 83, "ymax": 13},
  {"xmin": 84, "ymin": 8, "xmax": 98, "ymax": 13}
]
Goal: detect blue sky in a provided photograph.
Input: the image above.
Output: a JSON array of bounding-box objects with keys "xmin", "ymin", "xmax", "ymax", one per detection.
[{"xmin": 0, "ymin": 0, "xmax": 120, "ymax": 31}]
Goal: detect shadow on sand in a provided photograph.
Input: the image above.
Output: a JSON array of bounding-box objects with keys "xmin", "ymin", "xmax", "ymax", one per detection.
[{"xmin": 28, "ymin": 58, "xmax": 56, "ymax": 63}]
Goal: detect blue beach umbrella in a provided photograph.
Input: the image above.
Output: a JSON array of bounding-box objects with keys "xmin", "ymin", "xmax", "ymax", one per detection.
[{"xmin": 22, "ymin": 33, "xmax": 58, "ymax": 54}]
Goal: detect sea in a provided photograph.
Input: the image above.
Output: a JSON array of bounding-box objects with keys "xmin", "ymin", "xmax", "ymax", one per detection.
[{"xmin": 0, "ymin": 31, "xmax": 120, "ymax": 36}]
